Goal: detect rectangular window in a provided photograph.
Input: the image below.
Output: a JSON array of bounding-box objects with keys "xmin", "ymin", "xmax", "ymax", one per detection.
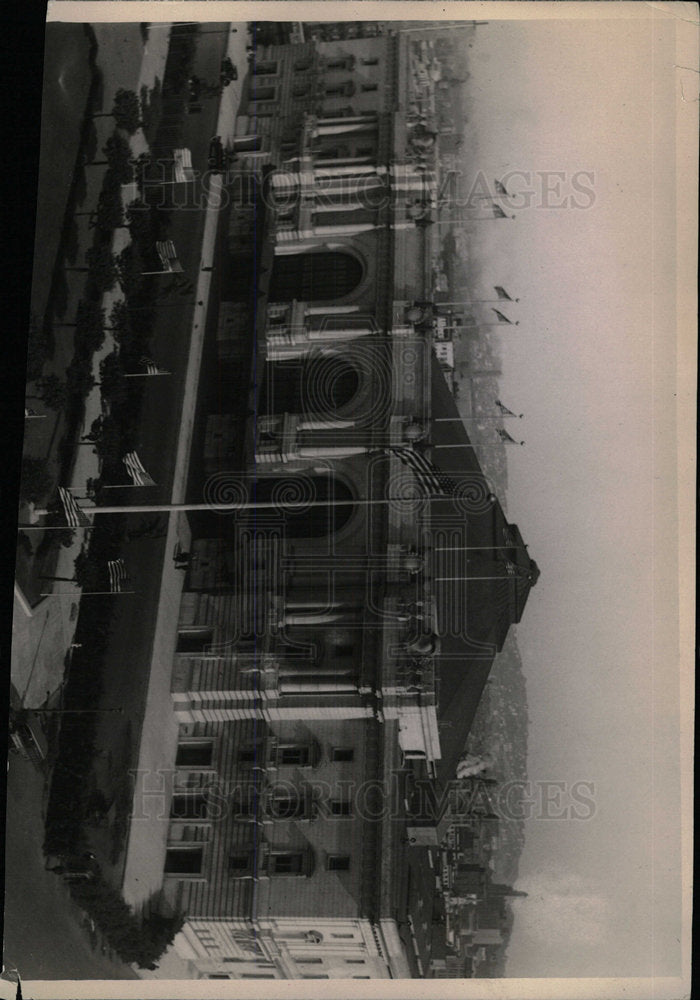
[
  {"xmin": 332, "ymin": 747, "xmax": 354, "ymax": 762},
  {"xmin": 164, "ymin": 847, "xmax": 203, "ymax": 875},
  {"xmin": 330, "ymin": 799, "xmax": 352, "ymax": 816},
  {"xmin": 232, "ymin": 135, "xmax": 263, "ymax": 152},
  {"xmin": 269, "ymin": 852, "xmax": 304, "ymax": 874},
  {"xmin": 362, "ymin": 58, "xmax": 379, "ymax": 66},
  {"xmin": 297, "ymin": 958, "xmax": 323, "ymax": 965},
  {"xmin": 325, "ymin": 81, "xmax": 355, "ymax": 98},
  {"xmin": 292, "ymin": 84, "xmax": 310, "ymax": 98},
  {"xmin": 361, "ymin": 84, "xmax": 378, "ymax": 92},
  {"xmin": 242, "ymin": 973, "xmax": 276, "ymax": 979},
  {"xmin": 176, "ymin": 741, "xmax": 214, "ymax": 768},
  {"xmin": 327, "ymin": 855, "xmax": 351, "ymax": 871},
  {"xmin": 224, "ymin": 958, "xmax": 274, "ymax": 966},
  {"xmin": 278, "ymin": 744, "xmax": 310, "ymax": 766},
  {"xmin": 303, "ymin": 974, "xmax": 330, "ymax": 979},
  {"xmin": 176, "ymin": 627, "xmax": 214, "ymax": 654},
  {"xmin": 228, "ymin": 852, "xmax": 254, "ymax": 874},
  {"xmin": 170, "ymin": 793, "xmax": 208, "ymax": 820},
  {"xmin": 332, "ymin": 933, "xmax": 354, "ymax": 939},
  {"xmin": 208, "ymin": 974, "xmax": 230, "ymax": 979},
  {"xmin": 253, "ymin": 61, "xmax": 278, "ymax": 75},
  {"xmin": 251, "ymin": 86, "xmax": 275, "ymax": 102},
  {"xmin": 346, "ymin": 959, "xmax": 366, "ymax": 964},
  {"xmin": 269, "ymin": 793, "xmax": 307, "ymax": 820}
]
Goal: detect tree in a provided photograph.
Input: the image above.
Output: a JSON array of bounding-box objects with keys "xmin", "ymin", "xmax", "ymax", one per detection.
[
  {"xmin": 94, "ymin": 416, "xmax": 124, "ymax": 468},
  {"xmin": 112, "ymin": 89, "xmax": 142, "ymax": 134},
  {"xmin": 66, "ymin": 358, "xmax": 96, "ymax": 399},
  {"xmin": 91, "ymin": 178, "xmax": 125, "ymax": 233},
  {"xmin": 74, "ymin": 299, "xmax": 106, "ymax": 355},
  {"xmin": 86, "ymin": 245, "xmax": 118, "ymax": 294},
  {"xmin": 99, "ymin": 351, "xmax": 127, "ymax": 405},
  {"xmin": 103, "ymin": 131, "xmax": 134, "ymax": 182},
  {"xmin": 125, "ymin": 199, "xmax": 152, "ymax": 248},
  {"xmin": 20, "ymin": 455, "xmax": 53, "ymax": 504},
  {"xmin": 27, "ymin": 372, "xmax": 67, "ymax": 410},
  {"xmin": 109, "ymin": 301, "xmax": 132, "ymax": 344},
  {"xmin": 115, "ymin": 244, "xmax": 144, "ymax": 297},
  {"xmin": 73, "ymin": 551, "xmax": 101, "ymax": 590}
]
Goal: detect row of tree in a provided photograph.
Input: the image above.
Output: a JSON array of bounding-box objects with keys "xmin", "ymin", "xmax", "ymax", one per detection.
[{"xmin": 39, "ymin": 45, "xmax": 198, "ymax": 965}]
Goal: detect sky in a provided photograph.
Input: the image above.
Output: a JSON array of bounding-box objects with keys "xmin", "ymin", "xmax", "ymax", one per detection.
[{"xmin": 457, "ymin": 11, "xmax": 687, "ymax": 978}]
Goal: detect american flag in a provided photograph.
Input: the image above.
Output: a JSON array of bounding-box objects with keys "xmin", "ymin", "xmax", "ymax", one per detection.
[
  {"xmin": 496, "ymin": 428, "xmax": 525, "ymax": 446},
  {"xmin": 492, "ymin": 203, "xmax": 509, "ymax": 219},
  {"xmin": 155, "ymin": 240, "xmax": 184, "ymax": 273},
  {"xmin": 495, "ymin": 399, "xmax": 522, "ymax": 419},
  {"xmin": 123, "ymin": 451, "xmax": 156, "ymax": 486},
  {"xmin": 173, "ymin": 148, "xmax": 195, "ymax": 184},
  {"xmin": 140, "ymin": 356, "xmax": 169, "ymax": 376},
  {"xmin": 494, "ymin": 286, "xmax": 516, "ymax": 301},
  {"xmin": 107, "ymin": 558, "xmax": 129, "ymax": 593},
  {"xmin": 492, "ymin": 309, "xmax": 514, "ymax": 324},
  {"xmin": 389, "ymin": 446, "xmax": 458, "ymax": 497},
  {"xmin": 58, "ymin": 486, "xmax": 92, "ymax": 528},
  {"xmin": 494, "ymin": 179, "xmax": 510, "ymax": 197}
]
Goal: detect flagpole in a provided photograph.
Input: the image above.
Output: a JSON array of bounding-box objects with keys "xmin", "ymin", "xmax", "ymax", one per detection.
[
  {"xmin": 432, "ymin": 415, "xmax": 522, "ymax": 421},
  {"xmin": 40, "ymin": 590, "xmax": 136, "ymax": 597},
  {"xmin": 431, "ymin": 443, "xmax": 478, "ymax": 449},
  {"xmin": 25, "ymin": 493, "xmax": 498, "ymax": 521},
  {"xmin": 435, "ymin": 300, "xmax": 520, "ymax": 307},
  {"xmin": 455, "ymin": 320, "xmax": 519, "ymax": 327},
  {"xmin": 432, "ymin": 546, "xmax": 518, "ymax": 552},
  {"xmin": 433, "ymin": 575, "xmax": 519, "ymax": 582},
  {"xmin": 428, "ymin": 216, "xmax": 515, "ymax": 224},
  {"xmin": 123, "ymin": 371, "xmax": 171, "ymax": 377}
]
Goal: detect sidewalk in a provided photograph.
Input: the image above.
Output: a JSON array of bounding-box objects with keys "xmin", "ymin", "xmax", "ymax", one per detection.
[
  {"xmin": 12, "ymin": 26, "xmax": 173, "ymax": 710},
  {"xmin": 121, "ymin": 23, "xmax": 248, "ymax": 909}
]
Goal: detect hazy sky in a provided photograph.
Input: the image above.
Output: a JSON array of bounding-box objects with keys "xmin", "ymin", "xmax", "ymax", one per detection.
[{"xmin": 460, "ymin": 12, "xmax": 685, "ymax": 978}]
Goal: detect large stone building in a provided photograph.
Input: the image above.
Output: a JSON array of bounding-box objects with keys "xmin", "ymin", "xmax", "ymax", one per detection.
[{"xmin": 126, "ymin": 28, "xmax": 538, "ymax": 980}]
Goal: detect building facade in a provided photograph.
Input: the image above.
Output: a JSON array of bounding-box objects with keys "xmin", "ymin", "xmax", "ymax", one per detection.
[{"xmin": 126, "ymin": 29, "xmax": 538, "ymax": 980}]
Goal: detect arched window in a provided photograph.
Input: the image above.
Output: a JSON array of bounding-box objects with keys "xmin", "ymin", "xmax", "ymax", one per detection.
[
  {"xmin": 252, "ymin": 475, "xmax": 354, "ymax": 538},
  {"xmin": 270, "ymin": 250, "xmax": 363, "ymax": 303},
  {"xmin": 260, "ymin": 356, "xmax": 360, "ymax": 416}
]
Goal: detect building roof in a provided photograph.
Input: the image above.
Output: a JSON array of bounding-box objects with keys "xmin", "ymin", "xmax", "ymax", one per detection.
[{"xmin": 427, "ymin": 355, "xmax": 538, "ymax": 788}]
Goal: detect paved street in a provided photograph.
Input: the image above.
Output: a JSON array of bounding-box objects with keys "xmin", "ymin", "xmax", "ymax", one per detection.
[{"xmin": 3, "ymin": 750, "xmax": 137, "ymax": 980}]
